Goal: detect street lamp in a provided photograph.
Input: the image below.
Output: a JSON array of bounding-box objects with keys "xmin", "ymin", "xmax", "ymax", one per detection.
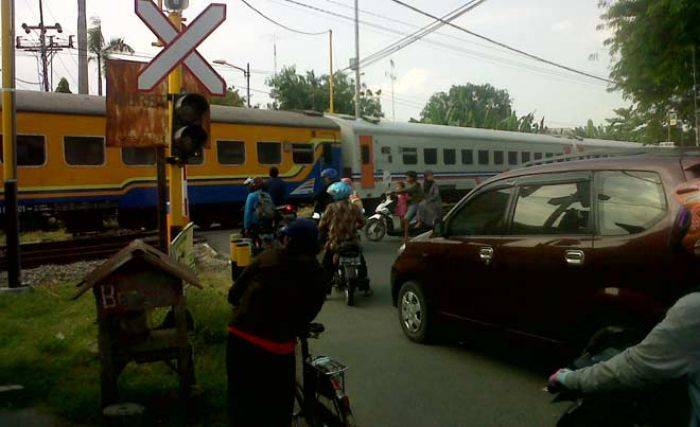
[{"xmin": 213, "ymin": 59, "xmax": 251, "ymax": 108}]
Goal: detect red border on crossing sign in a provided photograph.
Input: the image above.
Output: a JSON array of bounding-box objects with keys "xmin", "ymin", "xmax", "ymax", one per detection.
[{"xmin": 135, "ymin": 0, "xmax": 227, "ymax": 96}]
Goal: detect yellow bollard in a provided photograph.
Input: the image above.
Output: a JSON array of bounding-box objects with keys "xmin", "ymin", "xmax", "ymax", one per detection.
[
  {"xmin": 230, "ymin": 234, "xmax": 243, "ymax": 283},
  {"xmin": 236, "ymin": 241, "xmax": 252, "ymax": 268}
]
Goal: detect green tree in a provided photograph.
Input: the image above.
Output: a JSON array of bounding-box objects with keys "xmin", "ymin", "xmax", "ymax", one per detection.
[
  {"xmin": 55, "ymin": 77, "xmax": 71, "ymax": 93},
  {"xmin": 599, "ymin": 0, "xmax": 700, "ymax": 141},
  {"xmin": 416, "ymin": 83, "xmax": 544, "ymax": 132},
  {"xmin": 266, "ymin": 66, "xmax": 383, "ymax": 117},
  {"xmin": 88, "ymin": 17, "xmax": 134, "ymax": 96},
  {"xmin": 210, "ymin": 86, "xmax": 246, "ymax": 107}
]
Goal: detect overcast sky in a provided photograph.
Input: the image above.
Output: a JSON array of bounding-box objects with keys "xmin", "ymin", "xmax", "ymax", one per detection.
[{"xmin": 12, "ymin": 0, "xmax": 627, "ymax": 128}]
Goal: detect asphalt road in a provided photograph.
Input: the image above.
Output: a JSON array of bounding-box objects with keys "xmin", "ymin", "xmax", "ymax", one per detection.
[{"xmin": 201, "ymin": 230, "xmax": 566, "ymax": 427}]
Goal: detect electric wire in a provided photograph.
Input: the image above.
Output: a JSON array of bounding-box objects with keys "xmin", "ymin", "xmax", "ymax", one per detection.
[
  {"xmin": 239, "ymin": 0, "xmax": 329, "ymax": 36},
  {"xmin": 387, "ymin": 0, "xmax": 612, "ymax": 84}
]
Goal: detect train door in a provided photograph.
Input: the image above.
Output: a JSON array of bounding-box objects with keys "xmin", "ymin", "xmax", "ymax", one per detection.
[{"xmin": 359, "ymin": 135, "xmax": 374, "ymax": 189}]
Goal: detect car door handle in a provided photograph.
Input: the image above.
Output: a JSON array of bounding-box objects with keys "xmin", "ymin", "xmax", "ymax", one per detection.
[
  {"xmin": 565, "ymin": 250, "xmax": 585, "ymax": 266},
  {"xmin": 479, "ymin": 247, "xmax": 494, "ymax": 266}
]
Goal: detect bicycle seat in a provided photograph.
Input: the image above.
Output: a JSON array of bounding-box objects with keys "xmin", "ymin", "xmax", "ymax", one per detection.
[{"xmin": 308, "ymin": 323, "xmax": 325, "ymax": 335}]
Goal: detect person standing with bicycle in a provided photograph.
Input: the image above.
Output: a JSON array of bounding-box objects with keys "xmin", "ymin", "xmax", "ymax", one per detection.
[{"xmin": 226, "ymin": 219, "xmax": 327, "ymax": 426}]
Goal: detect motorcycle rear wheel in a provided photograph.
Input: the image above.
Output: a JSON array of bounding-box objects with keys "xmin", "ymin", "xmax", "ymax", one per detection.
[{"xmin": 364, "ymin": 218, "xmax": 386, "ymax": 242}]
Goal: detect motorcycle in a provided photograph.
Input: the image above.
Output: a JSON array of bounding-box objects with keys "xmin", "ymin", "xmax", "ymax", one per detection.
[
  {"xmin": 333, "ymin": 244, "xmax": 363, "ymax": 307},
  {"xmin": 549, "ymin": 327, "xmax": 690, "ymax": 427},
  {"xmin": 251, "ymin": 205, "xmax": 299, "ymax": 255},
  {"xmin": 364, "ymin": 193, "xmax": 431, "ymax": 242}
]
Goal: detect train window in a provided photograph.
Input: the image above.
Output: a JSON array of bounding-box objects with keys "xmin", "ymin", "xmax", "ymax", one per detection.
[
  {"xmin": 444, "ymin": 149, "xmax": 456, "ymax": 165},
  {"xmin": 361, "ymin": 145, "xmax": 371, "ymax": 165},
  {"xmin": 0, "ymin": 135, "xmax": 46, "ymax": 166},
  {"xmin": 217, "ymin": 140, "xmax": 245, "ymax": 165},
  {"xmin": 64, "ymin": 136, "xmax": 105, "ymax": 165},
  {"xmin": 534, "ymin": 152, "xmax": 543, "ymax": 160},
  {"xmin": 402, "ymin": 147, "xmax": 417, "ymax": 165},
  {"xmin": 545, "ymin": 152, "xmax": 554, "ymax": 158},
  {"xmin": 494, "ymin": 151, "xmax": 504, "ymax": 165},
  {"xmin": 257, "ymin": 142, "xmax": 281, "ymax": 164},
  {"xmin": 478, "ymin": 150, "xmax": 489, "ymax": 165},
  {"xmin": 122, "ymin": 147, "xmax": 156, "ymax": 165},
  {"xmin": 293, "ymin": 143, "xmax": 314, "ymax": 164},
  {"xmin": 424, "ymin": 148, "xmax": 437, "ymax": 165},
  {"xmin": 462, "ymin": 149, "xmax": 473, "ymax": 165},
  {"xmin": 322, "ymin": 142, "xmax": 333, "ymax": 164},
  {"xmin": 508, "ymin": 151, "xmax": 518, "ymax": 166},
  {"xmin": 522, "ymin": 152, "xmax": 531, "ymax": 163}
]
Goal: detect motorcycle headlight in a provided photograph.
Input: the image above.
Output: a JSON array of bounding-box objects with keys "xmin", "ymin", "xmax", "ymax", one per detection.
[{"xmin": 397, "ymin": 243, "xmax": 406, "ymax": 256}]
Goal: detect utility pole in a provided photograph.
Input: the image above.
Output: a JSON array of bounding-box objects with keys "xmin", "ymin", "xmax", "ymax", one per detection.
[
  {"xmin": 2, "ymin": 0, "xmax": 22, "ymax": 288},
  {"xmin": 77, "ymin": 0, "xmax": 88, "ymax": 94},
  {"xmin": 386, "ymin": 59, "xmax": 396, "ymax": 122},
  {"xmin": 273, "ymin": 35, "xmax": 278, "ymax": 76},
  {"xmin": 693, "ymin": 46, "xmax": 699, "ymax": 147},
  {"xmin": 246, "ymin": 62, "xmax": 251, "ymax": 108},
  {"xmin": 18, "ymin": 0, "xmax": 71, "ymax": 92},
  {"xmin": 213, "ymin": 59, "xmax": 251, "ymax": 108},
  {"xmin": 329, "ymin": 29, "xmax": 334, "ymax": 114},
  {"xmin": 353, "ymin": 0, "xmax": 361, "ymax": 119}
]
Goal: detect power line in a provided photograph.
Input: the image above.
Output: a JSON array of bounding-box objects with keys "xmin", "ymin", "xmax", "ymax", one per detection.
[
  {"xmin": 270, "ymin": 0, "xmax": 607, "ymax": 88},
  {"xmin": 239, "ymin": 0, "xmax": 328, "ymax": 36},
  {"xmin": 387, "ymin": 0, "xmax": 612, "ymax": 84},
  {"xmin": 359, "ymin": 0, "xmax": 487, "ymax": 68}
]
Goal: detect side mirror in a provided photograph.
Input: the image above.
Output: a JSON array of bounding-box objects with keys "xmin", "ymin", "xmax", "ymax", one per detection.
[{"xmin": 433, "ymin": 218, "xmax": 445, "ymax": 237}]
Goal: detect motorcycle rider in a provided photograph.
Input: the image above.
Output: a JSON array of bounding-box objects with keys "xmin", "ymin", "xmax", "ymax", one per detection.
[
  {"xmin": 226, "ymin": 218, "xmax": 326, "ymax": 426},
  {"xmin": 342, "ymin": 177, "xmax": 364, "ymax": 212},
  {"xmin": 266, "ymin": 166, "xmax": 287, "ymax": 207},
  {"xmin": 319, "ymin": 181, "xmax": 371, "ymax": 296},
  {"xmin": 242, "ymin": 177, "xmax": 275, "ymax": 243},
  {"xmin": 313, "ymin": 168, "xmax": 338, "ymax": 216},
  {"xmin": 549, "ymin": 180, "xmax": 700, "ymax": 426}
]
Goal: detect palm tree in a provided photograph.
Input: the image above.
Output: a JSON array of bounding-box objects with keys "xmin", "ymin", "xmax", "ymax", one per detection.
[{"xmin": 88, "ymin": 17, "xmax": 134, "ymax": 96}]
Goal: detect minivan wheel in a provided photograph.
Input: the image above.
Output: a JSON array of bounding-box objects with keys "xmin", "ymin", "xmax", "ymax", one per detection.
[{"xmin": 398, "ymin": 281, "xmax": 434, "ymax": 343}]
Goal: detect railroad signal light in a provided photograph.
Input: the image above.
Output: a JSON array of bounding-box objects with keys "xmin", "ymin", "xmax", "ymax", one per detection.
[{"xmin": 171, "ymin": 93, "xmax": 209, "ymax": 164}]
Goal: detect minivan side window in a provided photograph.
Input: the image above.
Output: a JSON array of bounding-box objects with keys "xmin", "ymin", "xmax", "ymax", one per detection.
[
  {"xmin": 596, "ymin": 171, "xmax": 666, "ymax": 235},
  {"xmin": 448, "ymin": 187, "xmax": 511, "ymax": 236},
  {"xmin": 512, "ymin": 181, "xmax": 591, "ymax": 235}
]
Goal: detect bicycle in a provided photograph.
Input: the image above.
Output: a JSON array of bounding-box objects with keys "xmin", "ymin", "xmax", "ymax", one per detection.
[{"xmin": 293, "ymin": 323, "xmax": 355, "ymax": 427}]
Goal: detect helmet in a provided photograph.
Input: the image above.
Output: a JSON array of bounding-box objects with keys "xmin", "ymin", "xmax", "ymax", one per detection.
[
  {"xmin": 321, "ymin": 168, "xmax": 338, "ymax": 181},
  {"xmin": 406, "ymin": 170, "xmax": 418, "ymax": 179},
  {"xmin": 327, "ymin": 181, "xmax": 352, "ymax": 201},
  {"xmin": 245, "ymin": 177, "xmax": 263, "ymax": 191},
  {"xmin": 673, "ymin": 180, "xmax": 700, "ymax": 254},
  {"xmin": 280, "ymin": 218, "xmax": 320, "ymax": 255}
]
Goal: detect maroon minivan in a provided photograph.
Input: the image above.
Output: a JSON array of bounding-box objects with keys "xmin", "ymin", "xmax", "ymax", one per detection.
[{"xmin": 392, "ymin": 151, "xmax": 700, "ymax": 347}]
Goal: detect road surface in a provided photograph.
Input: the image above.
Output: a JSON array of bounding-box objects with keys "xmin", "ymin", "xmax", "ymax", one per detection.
[{"xmin": 201, "ymin": 230, "xmax": 566, "ymax": 426}]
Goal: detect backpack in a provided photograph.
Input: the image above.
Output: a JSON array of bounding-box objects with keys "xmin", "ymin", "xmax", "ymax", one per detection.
[{"xmin": 256, "ymin": 191, "xmax": 276, "ymax": 221}]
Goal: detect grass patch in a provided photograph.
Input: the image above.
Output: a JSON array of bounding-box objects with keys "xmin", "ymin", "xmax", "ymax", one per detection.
[
  {"xmin": 0, "ymin": 229, "xmax": 71, "ymax": 244},
  {"xmin": 0, "ymin": 270, "xmax": 233, "ymax": 425}
]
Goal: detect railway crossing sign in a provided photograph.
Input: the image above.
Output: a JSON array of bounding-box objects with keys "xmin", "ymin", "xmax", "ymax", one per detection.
[{"xmin": 135, "ymin": 0, "xmax": 226, "ymax": 95}]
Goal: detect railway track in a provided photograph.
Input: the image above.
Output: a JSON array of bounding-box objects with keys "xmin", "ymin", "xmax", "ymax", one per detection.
[{"xmin": 0, "ymin": 232, "xmax": 159, "ymax": 270}]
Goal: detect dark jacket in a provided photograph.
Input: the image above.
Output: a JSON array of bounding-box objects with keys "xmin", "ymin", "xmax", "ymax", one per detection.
[
  {"xmin": 266, "ymin": 177, "xmax": 287, "ymax": 206},
  {"xmin": 228, "ymin": 248, "xmax": 327, "ymax": 343},
  {"xmin": 313, "ymin": 182, "xmax": 333, "ymax": 215}
]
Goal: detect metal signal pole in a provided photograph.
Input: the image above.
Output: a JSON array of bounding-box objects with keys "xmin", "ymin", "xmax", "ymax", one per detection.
[
  {"xmin": 329, "ymin": 29, "xmax": 334, "ymax": 114},
  {"xmin": 353, "ymin": 0, "xmax": 361, "ymax": 119},
  {"xmin": 2, "ymin": 0, "xmax": 22, "ymax": 288},
  {"xmin": 167, "ymin": 9, "xmax": 186, "ymax": 244}
]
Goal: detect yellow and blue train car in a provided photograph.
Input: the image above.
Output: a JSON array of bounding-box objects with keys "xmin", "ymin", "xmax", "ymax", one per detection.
[{"xmin": 0, "ymin": 91, "xmax": 342, "ymax": 231}]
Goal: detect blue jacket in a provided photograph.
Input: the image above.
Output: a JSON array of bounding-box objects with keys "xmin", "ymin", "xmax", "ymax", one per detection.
[
  {"xmin": 266, "ymin": 177, "xmax": 287, "ymax": 206},
  {"xmin": 244, "ymin": 190, "xmax": 261, "ymax": 231}
]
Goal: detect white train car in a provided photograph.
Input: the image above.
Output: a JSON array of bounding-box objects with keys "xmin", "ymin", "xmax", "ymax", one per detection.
[{"xmin": 328, "ymin": 116, "xmax": 641, "ymax": 204}]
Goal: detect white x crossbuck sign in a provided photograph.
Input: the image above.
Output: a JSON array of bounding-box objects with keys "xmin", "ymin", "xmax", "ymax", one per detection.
[{"xmin": 136, "ymin": 0, "xmax": 227, "ymax": 95}]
